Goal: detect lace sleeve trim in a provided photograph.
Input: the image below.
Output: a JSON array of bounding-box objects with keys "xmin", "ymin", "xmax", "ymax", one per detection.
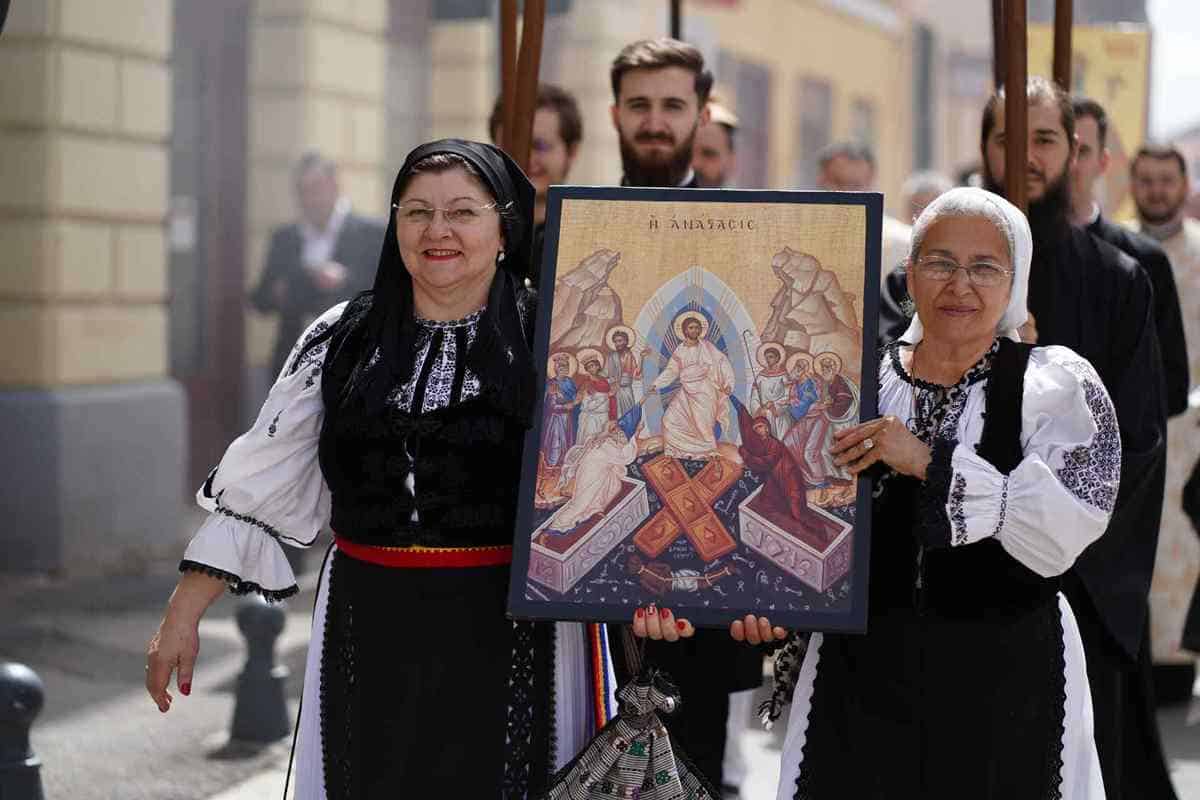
[
  {"xmin": 916, "ymin": 436, "xmax": 956, "ymax": 548},
  {"xmin": 178, "ymin": 559, "xmax": 298, "ymax": 601}
]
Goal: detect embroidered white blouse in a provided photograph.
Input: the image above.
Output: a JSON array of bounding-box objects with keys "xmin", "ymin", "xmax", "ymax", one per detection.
[{"xmin": 881, "ymin": 343, "xmax": 1121, "ymax": 577}]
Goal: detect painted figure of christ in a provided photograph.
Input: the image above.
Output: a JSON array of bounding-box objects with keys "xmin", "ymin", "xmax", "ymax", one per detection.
[{"xmin": 647, "ymin": 314, "xmax": 735, "ymax": 461}]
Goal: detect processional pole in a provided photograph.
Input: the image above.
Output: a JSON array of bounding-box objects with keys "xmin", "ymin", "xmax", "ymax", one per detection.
[
  {"xmin": 499, "ymin": 0, "xmax": 518, "ymax": 155},
  {"xmin": 670, "ymin": 0, "xmax": 682, "ymax": 40},
  {"xmin": 1053, "ymin": 0, "xmax": 1073, "ymax": 90},
  {"xmin": 992, "ymin": 0, "xmax": 1029, "ymax": 213},
  {"xmin": 509, "ymin": 0, "xmax": 546, "ymax": 175}
]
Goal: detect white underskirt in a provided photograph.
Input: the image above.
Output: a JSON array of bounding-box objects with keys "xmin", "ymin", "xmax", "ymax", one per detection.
[
  {"xmin": 776, "ymin": 594, "xmax": 1106, "ymax": 800},
  {"xmin": 290, "ymin": 546, "xmax": 613, "ymax": 799}
]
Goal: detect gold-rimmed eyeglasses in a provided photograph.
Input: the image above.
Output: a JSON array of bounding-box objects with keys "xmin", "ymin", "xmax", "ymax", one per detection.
[
  {"xmin": 392, "ymin": 200, "xmax": 512, "ymax": 227},
  {"xmin": 913, "ymin": 256, "xmax": 1013, "ymax": 288}
]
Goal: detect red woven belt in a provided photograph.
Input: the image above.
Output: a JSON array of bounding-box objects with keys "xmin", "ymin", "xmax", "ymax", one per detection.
[{"xmin": 334, "ymin": 535, "xmax": 513, "ymax": 568}]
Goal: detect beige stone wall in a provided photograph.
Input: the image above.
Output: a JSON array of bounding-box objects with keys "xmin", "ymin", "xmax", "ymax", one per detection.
[
  {"xmin": 0, "ymin": 0, "xmax": 172, "ymax": 387},
  {"xmin": 244, "ymin": 0, "xmax": 390, "ymax": 368}
]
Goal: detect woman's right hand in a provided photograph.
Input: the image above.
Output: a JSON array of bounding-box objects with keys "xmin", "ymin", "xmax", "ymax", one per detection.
[{"xmin": 145, "ymin": 571, "xmax": 226, "ymax": 713}]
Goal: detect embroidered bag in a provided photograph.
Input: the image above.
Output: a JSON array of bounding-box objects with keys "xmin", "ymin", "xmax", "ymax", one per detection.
[{"xmin": 537, "ymin": 629, "xmax": 719, "ymax": 800}]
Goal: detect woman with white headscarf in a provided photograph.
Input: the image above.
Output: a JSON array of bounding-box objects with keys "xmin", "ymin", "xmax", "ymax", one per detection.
[{"xmin": 740, "ymin": 187, "xmax": 1118, "ymax": 798}]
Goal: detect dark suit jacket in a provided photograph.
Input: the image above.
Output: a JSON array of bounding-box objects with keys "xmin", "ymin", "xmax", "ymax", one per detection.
[
  {"xmin": 250, "ymin": 212, "xmax": 386, "ymax": 376},
  {"xmin": 1088, "ymin": 215, "xmax": 1190, "ymax": 417}
]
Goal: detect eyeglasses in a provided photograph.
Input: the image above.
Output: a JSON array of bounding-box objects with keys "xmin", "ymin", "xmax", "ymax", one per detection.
[
  {"xmin": 913, "ymin": 256, "xmax": 1013, "ymax": 288},
  {"xmin": 392, "ymin": 200, "xmax": 511, "ymax": 227}
]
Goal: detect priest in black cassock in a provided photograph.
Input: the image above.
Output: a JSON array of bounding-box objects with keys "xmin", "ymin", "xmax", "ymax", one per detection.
[
  {"xmin": 602, "ymin": 38, "xmax": 762, "ymax": 793},
  {"xmin": 1069, "ymin": 97, "xmax": 1190, "ymax": 417},
  {"xmin": 982, "ymin": 77, "xmax": 1174, "ymax": 800}
]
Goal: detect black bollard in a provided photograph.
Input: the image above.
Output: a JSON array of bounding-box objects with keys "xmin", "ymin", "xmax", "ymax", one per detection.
[
  {"xmin": 0, "ymin": 662, "xmax": 45, "ymax": 800},
  {"xmin": 230, "ymin": 594, "xmax": 291, "ymax": 743}
]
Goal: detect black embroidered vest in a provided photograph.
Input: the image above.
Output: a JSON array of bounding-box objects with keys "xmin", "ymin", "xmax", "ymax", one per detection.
[
  {"xmin": 872, "ymin": 338, "xmax": 1056, "ymax": 620},
  {"xmin": 313, "ymin": 291, "xmax": 534, "ymax": 549}
]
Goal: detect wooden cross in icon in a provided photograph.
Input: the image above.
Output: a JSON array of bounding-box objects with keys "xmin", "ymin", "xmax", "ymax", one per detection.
[{"xmin": 633, "ymin": 455, "xmax": 740, "ymax": 562}]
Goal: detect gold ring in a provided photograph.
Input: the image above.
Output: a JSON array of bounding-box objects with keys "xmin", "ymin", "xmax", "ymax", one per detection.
[{"xmin": 862, "ymin": 437, "xmax": 875, "ymax": 451}]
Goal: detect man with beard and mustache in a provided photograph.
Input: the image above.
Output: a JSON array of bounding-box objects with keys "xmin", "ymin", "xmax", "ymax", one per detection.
[
  {"xmin": 606, "ymin": 38, "xmax": 763, "ymax": 795},
  {"xmin": 1129, "ymin": 143, "xmax": 1200, "ymax": 709},
  {"xmin": 610, "ymin": 38, "xmax": 710, "ymax": 189},
  {"xmin": 1069, "ymin": 98, "xmax": 1188, "ymax": 416},
  {"xmin": 982, "ymin": 76, "xmax": 1173, "ymax": 800}
]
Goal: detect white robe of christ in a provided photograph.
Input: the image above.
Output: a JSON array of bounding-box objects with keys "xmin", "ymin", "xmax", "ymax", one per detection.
[{"xmin": 652, "ymin": 338, "xmax": 736, "ymax": 460}]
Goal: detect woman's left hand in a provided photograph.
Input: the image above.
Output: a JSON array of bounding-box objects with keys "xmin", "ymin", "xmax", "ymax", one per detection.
[
  {"xmin": 631, "ymin": 605, "xmax": 695, "ymax": 641},
  {"xmin": 831, "ymin": 415, "xmax": 932, "ymax": 479}
]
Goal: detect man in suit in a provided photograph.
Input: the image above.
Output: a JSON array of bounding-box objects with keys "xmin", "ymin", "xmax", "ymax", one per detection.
[
  {"xmin": 250, "ymin": 151, "xmax": 386, "ymax": 376},
  {"xmin": 606, "ymin": 38, "xmax": 763, "ymax": 795},
  {"xmin": 1069, "ymin": 97, "xmax": 1188, "ymax": 416}
]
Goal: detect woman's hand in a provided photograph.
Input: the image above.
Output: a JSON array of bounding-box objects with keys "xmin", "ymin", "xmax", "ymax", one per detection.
[
  {"xmin": 730, "ymin": 615, "xmax": 787, "ymax": 645},
  {"xmin": 831, "ymin": 415, "xmax": 932, "ymax": 479},
  {"xmin": 145, "ymin": 572, "xmax": 226, "ymax": 712},
  {"xmin": 631, "ymin": 605, "xmax": 695, "ymax": 641}
]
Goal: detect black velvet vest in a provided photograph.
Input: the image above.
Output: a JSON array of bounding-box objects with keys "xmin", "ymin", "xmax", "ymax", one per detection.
[
  {"xmin": 871, "ymin": 338, "xmax": 1056, "ymax": 620},
  {"xmin": 313, "ymin": 292, "xmax": 534, "ymax": 549}
]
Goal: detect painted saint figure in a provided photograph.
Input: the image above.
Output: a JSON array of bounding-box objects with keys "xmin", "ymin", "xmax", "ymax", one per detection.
[
  {"xmin": 648, "ymin": 313, "xmax": 736, "ymax": 461},
  {"xmin": 749, "ymin": 342, "xmax": 791, "ymax": 440},
  {"xmin": 735, "ymin": 398, "xmax": 842, "ymax": 546},
  {"xmin": 546, "ymin": 411, "xmax": 643, "ymax": 534},
  {"xmin": 540, "ymin": 352, "xmax": 578, "ymax": 474},
  {"xmin": 573, "ymin": 349, "xmax": 617, "ymax": 448},
  {"xmin": 604, "ymin": 325, "xmax": 650, "ymax": 418}
]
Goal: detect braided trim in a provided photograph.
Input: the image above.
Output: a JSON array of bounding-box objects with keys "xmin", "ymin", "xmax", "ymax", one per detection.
[
  {"xmin": 178, "ymin": 559, "xmax": 298, "ymax": 601},
  {"xmin": 915, "ymin": 436, "xmax": 957, "ymax": 549}
]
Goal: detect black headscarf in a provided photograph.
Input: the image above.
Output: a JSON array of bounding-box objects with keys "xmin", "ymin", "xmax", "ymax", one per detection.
[{"xmin": 323, "ymin": 139, "xmax": 538, "ymax": 425}]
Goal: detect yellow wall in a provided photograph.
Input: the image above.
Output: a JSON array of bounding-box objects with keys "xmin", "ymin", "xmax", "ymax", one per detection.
[{"xmin": 0, "ymin": 0, "xmax": 173, "ymax": 387}]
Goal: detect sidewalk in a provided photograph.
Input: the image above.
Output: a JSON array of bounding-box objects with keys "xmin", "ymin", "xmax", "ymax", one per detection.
[
  {"xmin": 0, "ymin": 552, "xmax": 317, "ymax": 800},
  {"xmin": 3, "ymin": 560, "xmax": 1200, "ymax": 800}
]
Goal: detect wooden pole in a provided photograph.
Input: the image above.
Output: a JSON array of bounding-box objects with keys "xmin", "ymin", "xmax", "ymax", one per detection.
[
  {"xmin": 991, "ymin": 0, "xmax": 1005, "ymax": 89},
  {"xmin": 1053, "ymin": 0, "xmax": 1073, "ymax": 90},
  {"xmin": 1005, "ymin": 0, "xmax": 1028, "ymax": 213},
  {"xmin": 499, "ymin": 0, "xmax": 518, "ymax": 153},
  {"xmin": 670, "ymin": 0, "xmax": 682, "ymax": 40},
  {"xmin": 510, "ymin": 0, "xmax": 546, "ymax": 174}
]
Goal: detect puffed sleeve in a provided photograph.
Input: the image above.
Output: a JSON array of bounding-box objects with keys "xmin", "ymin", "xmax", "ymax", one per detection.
[
  {"xmin": 178, "ymin": 303, "xmax": 346, "ymax": 599},
  {"xmin": 916, "ymin": 346, "xmax": 1122, "ymax": 577}
]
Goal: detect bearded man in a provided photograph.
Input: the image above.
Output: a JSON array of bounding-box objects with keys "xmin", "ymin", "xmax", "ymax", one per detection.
[
  {"xmin": 606, "ymin": 38, "xmax": 762, "ymax": 792},
  {"xmin": 982, "ymin": 76, "xmax": 1171, "ymax": 800},
  {"xmin": 609, "ymin": 37, "xmax": 711, "ymax": 189}
]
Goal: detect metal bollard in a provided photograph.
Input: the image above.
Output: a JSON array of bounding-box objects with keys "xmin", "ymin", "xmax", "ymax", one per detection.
[
  {"xmin": 230, "ymin": 594, "xmax": 291, "ymax": 743},
  {"xmin": 0, "ymin": 662, "xmax": 45, "ymax": 800}
]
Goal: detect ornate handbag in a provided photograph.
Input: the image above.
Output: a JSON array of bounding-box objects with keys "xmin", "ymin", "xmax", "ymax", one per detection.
[{"xmin": 537, "ymin": 628, "xmax": 720, "ymax": 800}]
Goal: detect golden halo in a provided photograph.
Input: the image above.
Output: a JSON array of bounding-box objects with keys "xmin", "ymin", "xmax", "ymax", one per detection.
[
  {"xmin": 605, "ymin": 324, "xmax": 637, "ymax": 350},
  {"xmin": 547, "ymin": 351, "xmax": 578, "ymax": 376},
  {"xmin": 576, "ymin": 348, "xmax": 604, "ymax": 371},
  {"xmin": 785, "ymin": 351, "xmax": 814, "ymax": 375},
  {"xmin": 756, "ymin": 342, "xmax": 786, "ymax": 369},
  {"xmin": 672, "ymin": 312, "xmax": 710, "ymax": 342},
  {"xmin": 815, "ymin": 351, "xmax": 843, "ymax": 374}
]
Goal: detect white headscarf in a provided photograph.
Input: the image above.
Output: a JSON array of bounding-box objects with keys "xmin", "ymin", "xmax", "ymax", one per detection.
[{"xmin": 899, "ymin": 186, "xmax": 1032, "ymax": 344}]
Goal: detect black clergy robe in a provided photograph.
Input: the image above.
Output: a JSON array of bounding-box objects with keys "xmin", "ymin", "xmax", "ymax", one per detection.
[
  {"xmin": 1028, "ymin": 225, "xmax": 1173, "ymax": 800},
  {"xmin": 1087, "ymin": 214, "xmax": 1190, "ymax": 417}
]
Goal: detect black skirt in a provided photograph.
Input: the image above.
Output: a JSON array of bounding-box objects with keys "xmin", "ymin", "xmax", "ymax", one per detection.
[{"xmin": 319, "ymin": 549, "xmax": 555, "ymax": 799}]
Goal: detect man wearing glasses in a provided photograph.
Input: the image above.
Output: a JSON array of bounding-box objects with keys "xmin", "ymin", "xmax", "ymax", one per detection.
[{"xmin": 489, "ymin": 83, "xmax": 583, "ymax": 280}]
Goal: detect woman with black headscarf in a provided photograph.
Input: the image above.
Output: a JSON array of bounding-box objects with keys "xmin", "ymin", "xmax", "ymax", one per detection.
[{"xmin": 145, "ymin": 140, "xmax": 616, "ymax": 798}]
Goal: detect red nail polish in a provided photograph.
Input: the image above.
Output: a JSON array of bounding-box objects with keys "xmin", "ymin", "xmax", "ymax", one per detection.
[
  {"xmin": 660, "ymin": 607, "xmax": 670, "ymax": 618},
  {"xmin": 635, "ymin": 608, "xmax": 644, "ymax": 618},
  {"xmin": 180, "ymin": 682, "xmax": 191, "ymax": 696},
  {"xmin": 676, "ymin": 620, "xmax": 686, "ymax": 631}
]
